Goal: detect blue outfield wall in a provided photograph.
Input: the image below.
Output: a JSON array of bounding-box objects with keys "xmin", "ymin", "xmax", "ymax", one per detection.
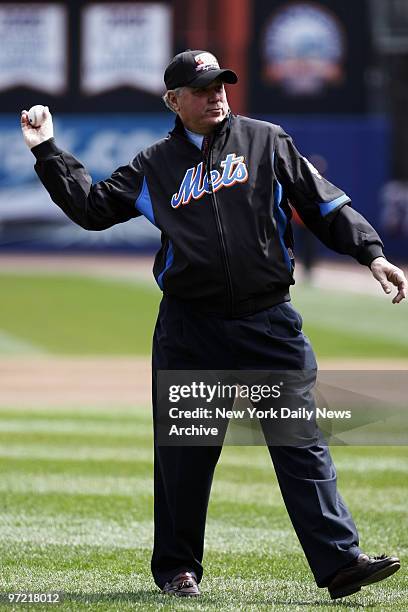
[
  {"xmin": 0, "ymin": 114, "xmax": 173, "ymax": 252},
  {"xmin": 0, "ymin": 112, "xmax": 400, "ymax": 259}
]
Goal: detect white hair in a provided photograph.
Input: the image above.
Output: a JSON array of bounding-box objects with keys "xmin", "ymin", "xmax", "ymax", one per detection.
[{"xmin": 162, "ymin": 87, "xmax": 185, "ymax": 113}]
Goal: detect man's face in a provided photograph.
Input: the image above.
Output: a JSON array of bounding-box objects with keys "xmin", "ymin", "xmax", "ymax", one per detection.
[{"xmin": 170, "ymin": 79, "xmax": 229, "ymax": 135}]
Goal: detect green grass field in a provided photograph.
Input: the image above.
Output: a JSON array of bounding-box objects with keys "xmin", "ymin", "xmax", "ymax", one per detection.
[
  {"xmin": 0, "ymin": 405, "xmax": 407, "ymax": 610},
  {"xmin": 0, "ymin": 270, "xmax": 407, "ymax": 610},
  {"xmin": 0, "ymin": 272, "xmax": 408, "ymax": 357}
]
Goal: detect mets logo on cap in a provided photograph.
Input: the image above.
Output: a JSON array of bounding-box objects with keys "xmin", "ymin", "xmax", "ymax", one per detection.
[{"xmin": 194, "ymin": 52, "xmax": 220, "ymax": 73}]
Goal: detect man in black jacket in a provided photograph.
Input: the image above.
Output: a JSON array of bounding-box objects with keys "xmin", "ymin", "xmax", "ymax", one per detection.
[{"xmin": 21, "ymin": 50, "xmax": 405, "ymax": 601}]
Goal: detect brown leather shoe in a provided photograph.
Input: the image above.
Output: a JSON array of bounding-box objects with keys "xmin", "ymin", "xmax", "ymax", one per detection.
[
  {"xmin": 328, "ymin": 553, "xmax": 400, "ymax": 600},
  {"xmin": 162, "ymin": 571, "xmax": 200, "ymax": 597}
]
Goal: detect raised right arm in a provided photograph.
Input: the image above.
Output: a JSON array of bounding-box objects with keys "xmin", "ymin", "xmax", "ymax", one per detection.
[{"xmin": 21, "ymin": 108, "xmax": 143, "ymax": 230}]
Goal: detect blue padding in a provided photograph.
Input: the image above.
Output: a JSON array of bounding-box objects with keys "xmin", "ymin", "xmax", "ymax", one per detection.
[
  {"xmin": 135, "ymin": 177, "xmax": 156, "ymax": 225},
  {"xmin": 157, "ymin": 241, "xmax": 174, "ymax": 289},
  {"xmin": 319, "ymin": 193, "xmax": 350, "ymax": 217},
  {"xmin": 273, "ymin": 180, "xmax": 292, "ymax": 271}
]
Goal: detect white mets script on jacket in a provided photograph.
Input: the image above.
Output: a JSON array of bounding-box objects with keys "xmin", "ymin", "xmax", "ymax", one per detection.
[{"xmin": 171, "ymin": 153, "xmax": 249, "ymax": 208}]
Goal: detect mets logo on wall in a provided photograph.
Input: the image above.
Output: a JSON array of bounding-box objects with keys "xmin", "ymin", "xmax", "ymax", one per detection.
[
  {"xmin": 171, "ymin": 153, "xmax": 248, "ymax": 208},
  {"xmin": 262, "ymin": 2, "xmax": 345, "ymax": 96}
]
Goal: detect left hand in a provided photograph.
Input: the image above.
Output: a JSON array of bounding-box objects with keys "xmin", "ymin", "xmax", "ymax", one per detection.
[{"xmin": 370, "ymin": 256, "xmax": 407, "ymax": 304}]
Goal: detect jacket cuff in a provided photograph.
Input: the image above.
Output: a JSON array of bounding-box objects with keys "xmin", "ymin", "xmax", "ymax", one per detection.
[
  {"xmin": 358, "ymin": 245, "xmax": 385, "ymax": 267},
  {"xmin": 31, "ymin": 138, "xmax": 62, "ymax": 160}
]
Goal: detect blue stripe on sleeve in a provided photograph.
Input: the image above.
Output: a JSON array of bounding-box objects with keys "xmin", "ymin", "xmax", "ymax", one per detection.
[
  {"xmin": 273, "ymin": 180, "xmax": 292, "ymax": 271},
  {"xmin": 319, "ymin": 193, "xmax": 350, "ymax": 217},
  {"xmin": 272, "ymin": 151, "xmax": 291, "ymax": 271},
  {"xmin": 135, "ymin": 177, "xmax": 156, "ymax": 225},
  {"xmin": 157, "ymin": 241, "xmax": 174, "ymax": 290}
]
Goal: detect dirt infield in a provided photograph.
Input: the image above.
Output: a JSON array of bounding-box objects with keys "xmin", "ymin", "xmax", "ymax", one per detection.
[
  {"xmin": 0, "ymin": 254, "xmax": 155, "ymax": 283},
  {"xmin": 0, "ymin": 357, "xmax": 151, "ymax": 407},
  {"xmin": 1, "ymin": 356, "xmax": 408, "ymax": 407}
]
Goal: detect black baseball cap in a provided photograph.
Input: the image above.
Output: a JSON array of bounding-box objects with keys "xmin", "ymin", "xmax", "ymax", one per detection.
[{"xmin": 164, "ymin": 50, "xmax": 238, "ymax": 90}]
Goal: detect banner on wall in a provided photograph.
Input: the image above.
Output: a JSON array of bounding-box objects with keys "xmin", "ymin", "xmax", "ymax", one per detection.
[
  {"xmin": 81, "ymin": 3, "xmax": 172, "ymax": 95},
  {"xmin": 0, "ymin": 4, "xmax": 67, "ymax": 94}
]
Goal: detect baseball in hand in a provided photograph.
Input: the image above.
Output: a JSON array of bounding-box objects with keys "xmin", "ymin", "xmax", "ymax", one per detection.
[
  {"xmin": 28, "ymin": 105, "xmax": 47, "ymax": 128},
  {"xmin": 21, "ymin": 104, "xmax": 53, "ymax": 149}
]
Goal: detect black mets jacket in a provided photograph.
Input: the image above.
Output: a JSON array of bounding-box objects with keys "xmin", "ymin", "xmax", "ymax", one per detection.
[{"xmin": 32, "ymin": 113, "xmax": 384, "ymax": 317}]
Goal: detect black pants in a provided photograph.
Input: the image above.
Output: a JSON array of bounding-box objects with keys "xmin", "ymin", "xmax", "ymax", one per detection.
[{"xmin": 151, "ymin": 296, "xmax": 361, "ymax": 589}]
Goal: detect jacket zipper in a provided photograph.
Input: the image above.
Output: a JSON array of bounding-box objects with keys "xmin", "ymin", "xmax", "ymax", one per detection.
[{"xmin": 205, "ymin": 144, "xmax": 235, "ymax": 316}]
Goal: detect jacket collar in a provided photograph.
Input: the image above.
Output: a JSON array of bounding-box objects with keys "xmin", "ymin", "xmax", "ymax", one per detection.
[{"xmin": 170, "ymin": 112, "xmax": 233, "ymax": 140}]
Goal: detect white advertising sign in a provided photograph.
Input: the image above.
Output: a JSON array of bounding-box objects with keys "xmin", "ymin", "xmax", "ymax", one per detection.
[
  {"xmin": 0, "ymin": 4, "xmax": 67, "ymax": 94},
  {"xmin": 81, "ymin": 3, "xmax": 172, "ymax": 95}
]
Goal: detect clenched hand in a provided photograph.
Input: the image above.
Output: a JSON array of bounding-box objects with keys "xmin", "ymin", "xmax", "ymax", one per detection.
[{"xmin": 20, "ymin": 107, "xmax": 54, "ymax": 149}]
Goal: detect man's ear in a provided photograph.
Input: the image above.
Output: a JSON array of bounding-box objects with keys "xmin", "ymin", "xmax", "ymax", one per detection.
[{"xmin": 168, "ymin": 92, "xmax": 179, "ymax": 112}]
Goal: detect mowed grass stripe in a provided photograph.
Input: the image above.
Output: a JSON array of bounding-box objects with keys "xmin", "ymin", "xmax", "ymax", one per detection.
[
  {"xmin": 0, "ymin": 406, "xmax": 147, "ymax": 420},
  {"xmin": 0, "ymin": 443, "xmax": 154, "ymax": 463},
  {"xmin": 0, "ymin": 417, "xmax": 151, "ymax": 438},
  {"xmin": 0, "ymin": 474, "xmax": 153, "ymax": 496},
  {"xmin": 0, "ymin": 514, "xmax": 300, "ymax": 555},
  {"xmin": 0, "ymin": 441, "xmax": 406, "ymax": 490},
  {"xmin": 0, "ymin": 441, "xmax": 407, "ymax": 473},
  {"xmin": 1, "ymin": 468, "xmax": 407, "ymax": 519},
  {"xmin": 0, "ymin": 515, "xmax": 154, "ymax": 550}
]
